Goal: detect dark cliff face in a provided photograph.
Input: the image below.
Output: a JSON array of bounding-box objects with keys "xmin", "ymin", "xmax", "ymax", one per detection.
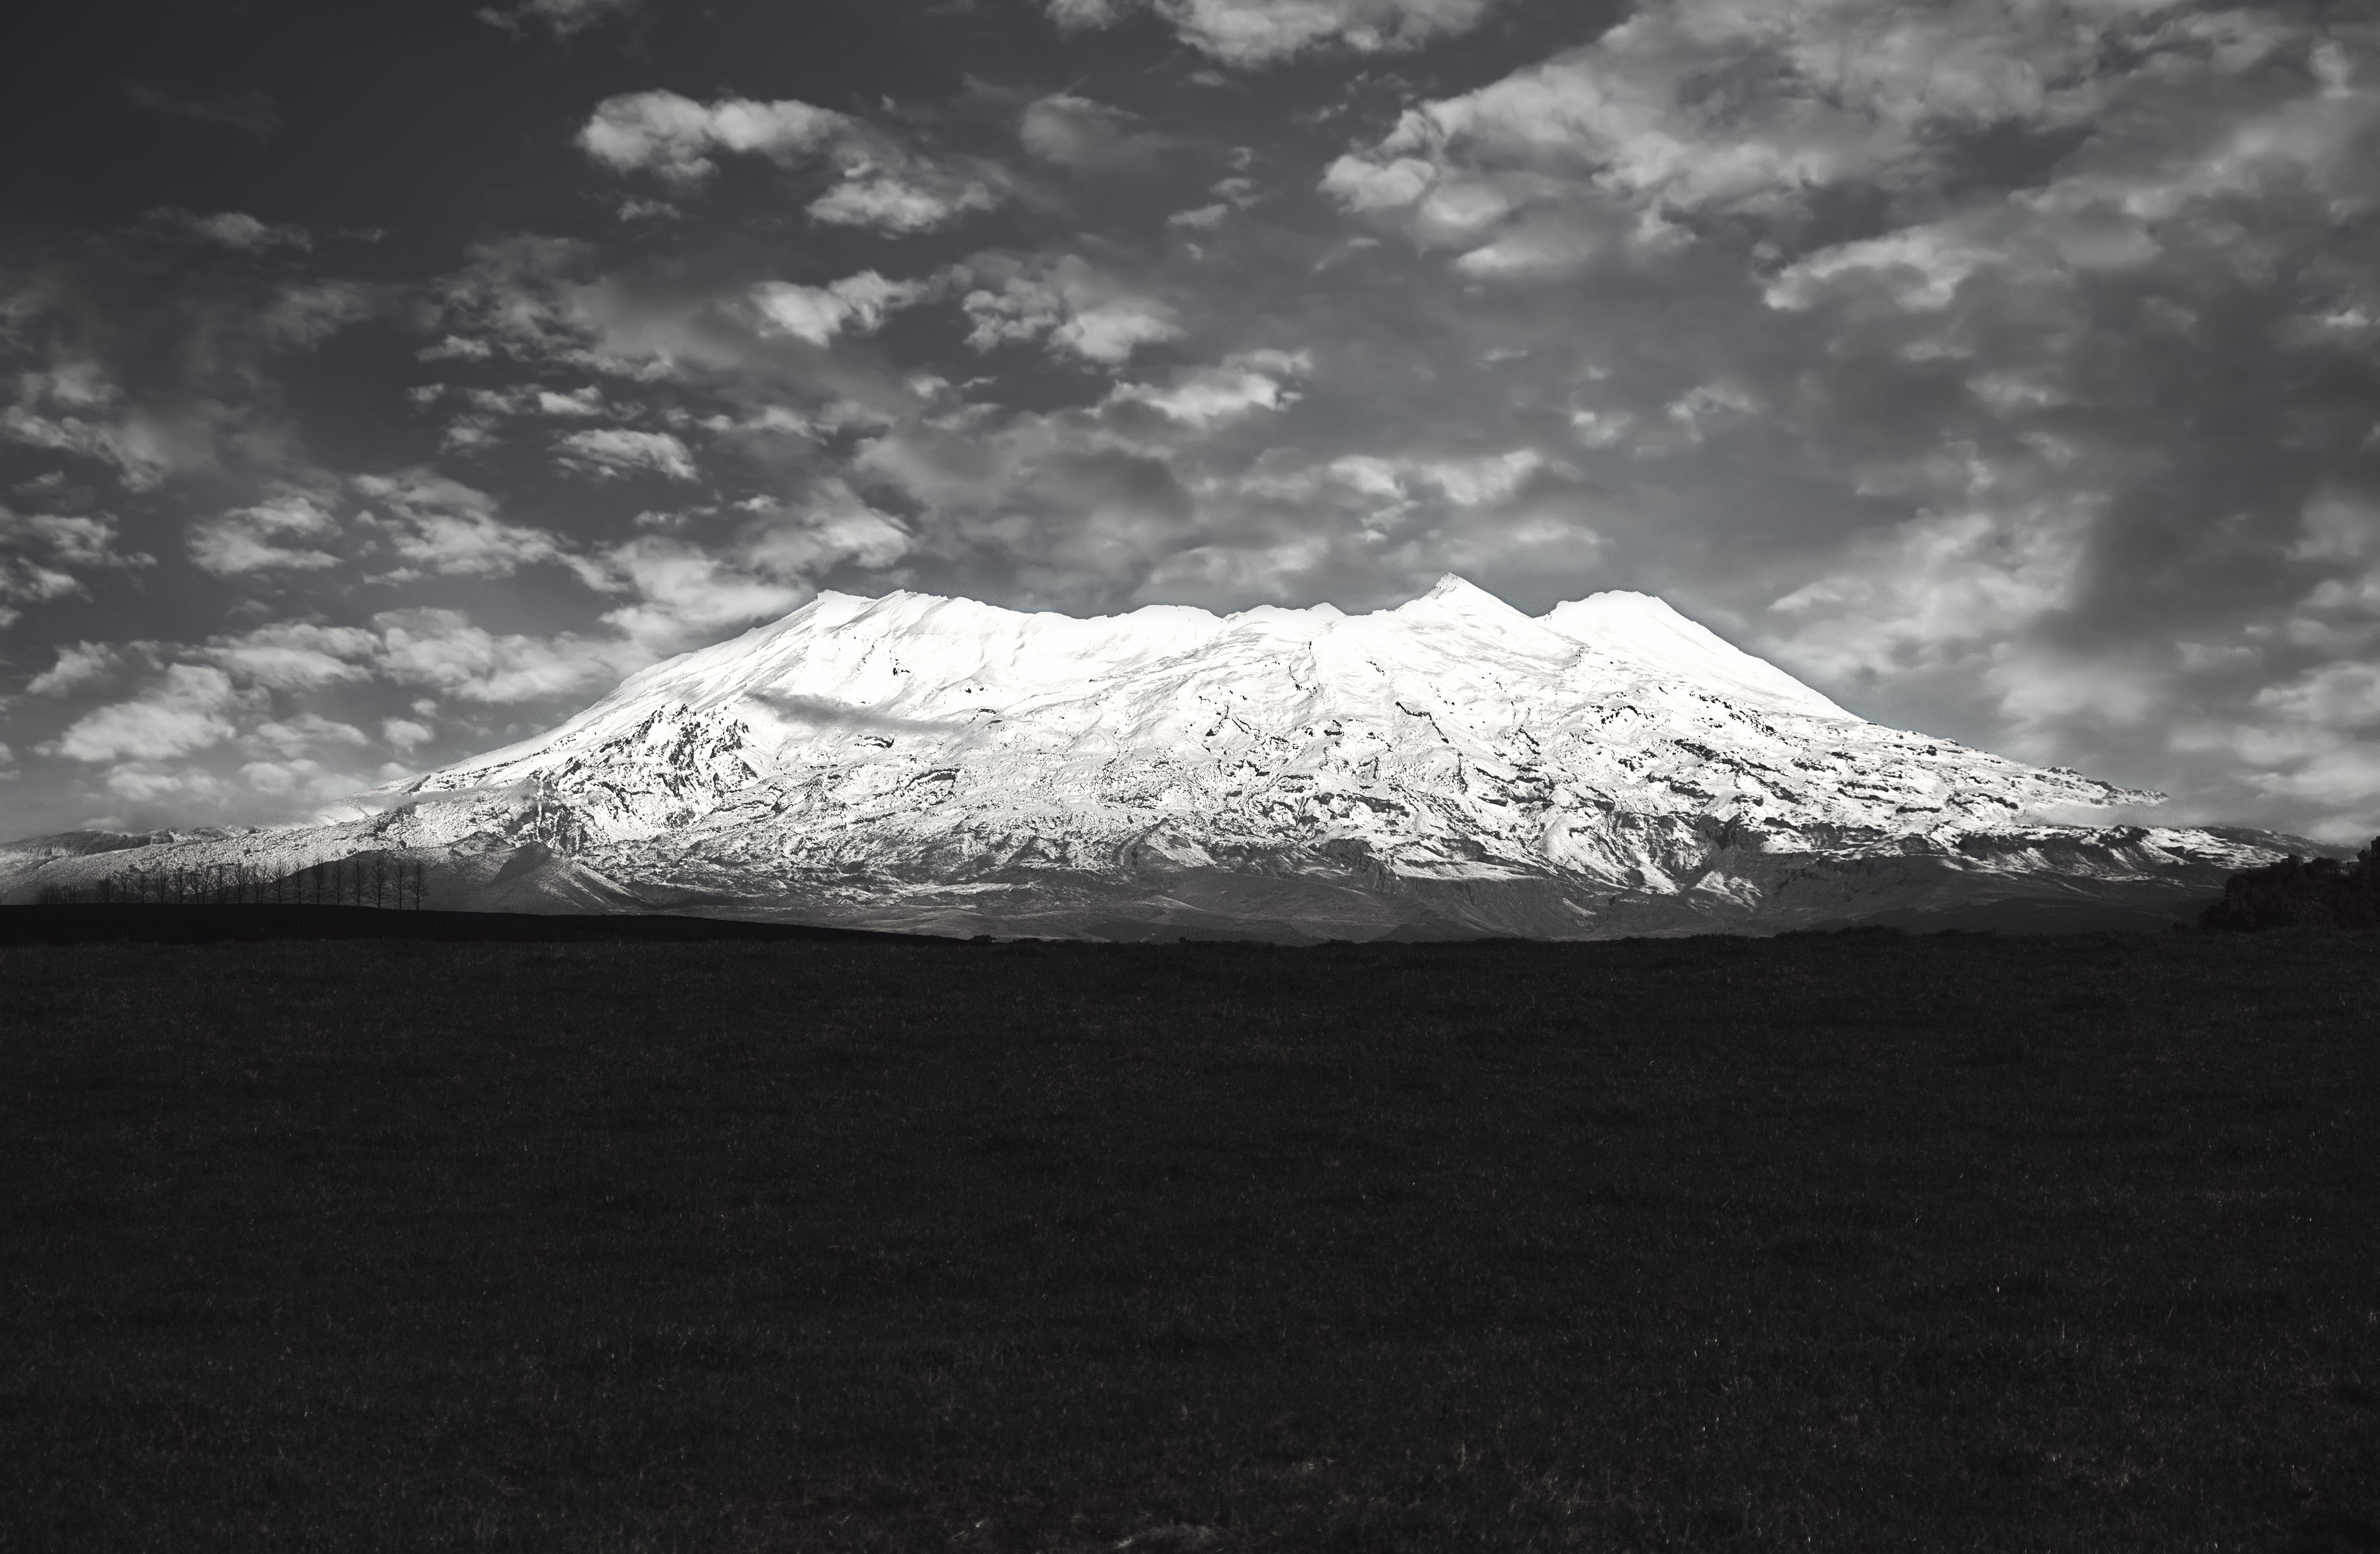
[{"xmin": 2201, "ymin": 840, "xmax": 2380, "ymax": 930}]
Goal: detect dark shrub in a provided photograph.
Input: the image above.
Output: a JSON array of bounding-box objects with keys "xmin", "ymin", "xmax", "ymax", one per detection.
[{"xmin": 2201, "ymin": 838, "xmax": 2380, "ymax": 930}]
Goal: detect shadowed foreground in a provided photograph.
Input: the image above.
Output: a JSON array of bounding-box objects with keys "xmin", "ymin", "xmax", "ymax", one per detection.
[{"xmin": 2, "ymin": 923, "xmax": 2376, "ymax": 1552}]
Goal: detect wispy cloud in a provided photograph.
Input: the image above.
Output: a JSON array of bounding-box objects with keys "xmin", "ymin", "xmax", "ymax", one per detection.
[{"xmin": 121, "ymin": 81, "xmax": 281, "ymax": 137}]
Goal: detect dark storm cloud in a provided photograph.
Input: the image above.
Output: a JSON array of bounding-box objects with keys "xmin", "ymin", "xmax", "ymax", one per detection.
[{"xmin": 4, "ymin": 0, "xmax": 2380, "ymax": 842}]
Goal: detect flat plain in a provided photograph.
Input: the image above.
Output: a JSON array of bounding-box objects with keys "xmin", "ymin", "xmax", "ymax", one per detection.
[{"xmin": 1, "ymin": 915, "xmax": 2375, "ymax": 1552}]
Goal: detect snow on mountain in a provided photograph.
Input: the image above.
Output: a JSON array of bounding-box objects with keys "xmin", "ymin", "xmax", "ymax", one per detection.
[{"xmin": 4, "ymin": 577, "xmax": 2311, "ymax": 938}]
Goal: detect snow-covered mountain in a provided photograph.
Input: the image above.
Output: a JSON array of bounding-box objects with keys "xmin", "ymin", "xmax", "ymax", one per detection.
[{"xmin": 3, "ymin": 577, "xmax": 2315, "ymax": 937}]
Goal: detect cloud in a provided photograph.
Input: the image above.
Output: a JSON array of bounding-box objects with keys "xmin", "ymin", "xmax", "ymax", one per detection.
[
  {"xmin": 586, "ymin": 482, "xmax": 909, "ymax": 650},
  {"xmin": 352, "ymin": 469, "xmax": 578, "ymax": 576},
  {"xmin": 188, "ymin": 493, "xmax": 342, "ymax": 574},
  {"xmin": 751, "ymin": 271, "xmax": 932, "ymax": 346},
  {"xmin": 199, "ymin": 621, "xmax": 379, "ymax": 691},
  {"xmin": 235, "ymin": 758, "xmax": 376, "ymax": 802},
  {"xmin": 27, "ymin": 641, "xmax": 136, "ymax": 698},
  {"xmin": 1, "ymin": 357, "xmax": 184, "ymax": 491},
  {"xmin": 553, "ymin": 428, "xmax": 699, "ymax": 481},
  {"xmin": 0, "ymin": 507, "xmax": 153, "ymax": 625},
  {"xmin": 381, "ymin": 717, "xmax": 433, "ymax": 751},
  {"xmin": 411, "ymin": 383, "xmax": 617, "ymax": 451},
  {"xmin": 1019, "ymin": 93, "xmax": 1176, "ymax": 169},
  {"xmin": 0, "ymin": 252, "xmax": 377, "ymax": 500},
  {"xmin": 1107, "ymin": 350, "xmax": 1309, "ymax": 426},
  {"xmin": 857, "ymin": 405, "xmax": 1208, "ymax": 597},
  {"xmin": 244, "ymin": 712, "xmax": 368, "ymax": 760},
  {"xmin": 960, "ymin": 253, "xmax": 1182, "ymax": 364},
  {"xmin": 45, "ymin": 664, "xmax": 251, "ymax": 763},
  {"xmin": 737, "ymin": 485, "xmax": 911, "ymax": 580},
  {"xmin": 149, "ymin": 209, "xmax": 313, "ymax": 253},
  {"xmin": 478, "ymin": 0, "xmax": 639, "ymax": 36},
  {"xmin": 1316, "ymin": 0, "xmax": 2268, "ymax": 274},
  {"xmin": 578, "ymin": 90, "xmax": 1000, "ymax": 233},
  {"xmin": 589, "ymin": 537, "xmax": 811, "ymax": 650},
  {"xmin": 258, "ymin": 282, "xmax": 379, "ymax": 348},
  {"xmin": 1044, "ymin": 0, "xmax": 1506, "ymax": 67},
  {"xmin": 372, "ymin": 608, "xmax": 643, "ymax": 703},
  {"xmin": 422, "ymin": 235, "xmax": 756, "ymax": 379},
  {"xmin": 580, "ymin": 91, "xmax": 846, "ymax": 183},
  {"xmin": 121, "ymin": 81, "xmax": 281, "ymax": 137},
  {"xmin": 537, "ymin": 387, "xmax": 608, "ymax": 416},
  {"xmin": 418, "ymin": 334, "xmax": 495, "ymax": 362}
]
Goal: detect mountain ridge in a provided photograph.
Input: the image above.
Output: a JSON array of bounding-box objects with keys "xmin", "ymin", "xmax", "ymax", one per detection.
[{"xmin": 1, "ymin": 577, "xmax": 2321, "ymax": 939}]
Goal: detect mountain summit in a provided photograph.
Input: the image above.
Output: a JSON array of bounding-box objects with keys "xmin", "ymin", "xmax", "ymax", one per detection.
[{"xmin": 5, "ymin": 578, "xmax": 2305, "ymax": 937}]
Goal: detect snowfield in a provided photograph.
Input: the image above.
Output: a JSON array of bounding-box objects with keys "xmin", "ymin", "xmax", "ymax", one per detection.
[{"xmin": 3, "ymin": 578, "xmax": 2307, "ymax": 938}]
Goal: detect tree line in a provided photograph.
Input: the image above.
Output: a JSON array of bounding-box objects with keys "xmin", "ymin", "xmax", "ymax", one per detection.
[
  {"xmin": 35, "ymin": 855, "xmax": 432, "ymax": 910},
  {"xmin": 2200, "ymin": 838, "xmax": 2380, "ymax": 929}
]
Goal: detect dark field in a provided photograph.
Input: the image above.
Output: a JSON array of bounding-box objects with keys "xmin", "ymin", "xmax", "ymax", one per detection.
[{"xmin": 3, "ymin": 918, "xmax": 2377, "ymax": 1553}]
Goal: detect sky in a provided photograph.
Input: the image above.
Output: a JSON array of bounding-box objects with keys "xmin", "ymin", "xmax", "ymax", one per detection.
[{"xmin": 3, "ymin": 0, "xmax": 2379, "ymax": 843}]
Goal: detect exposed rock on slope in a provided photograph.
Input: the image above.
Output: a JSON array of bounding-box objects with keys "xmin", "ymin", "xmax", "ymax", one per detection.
[{"xmin": 3, "ymin": 578, "xmax": 2316, "ymax": 938}]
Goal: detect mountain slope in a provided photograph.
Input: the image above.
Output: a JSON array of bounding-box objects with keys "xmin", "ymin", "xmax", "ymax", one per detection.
[{"xmin": 5, "ymin": 578, "xmax": 2310, "ymax": 937}]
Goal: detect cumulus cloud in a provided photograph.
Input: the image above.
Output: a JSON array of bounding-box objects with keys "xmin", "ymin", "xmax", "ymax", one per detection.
[
  {"xmin": 352, "ymin": 469, "xmax": 578, "ymax": 576},
  {"xmin": 372, "ymin": 607, "xmax": 642, "ymax": 704},
  {"xmin": 381, "ymin": 717, "xmax": 434, "ymax": 751},
  {"xmin": 1, "ymin": 507, "xmax": 153, "ymax": 625},
  {"xmin": 580, "ymin": 91, "xmax": 846, "ymax": 182},
  {"xmin": 553, "ymin": 428, "xmax": 699, "ymax": 481},
  {"xmin": 738, "ymin": 485, "xmax": 911, "ymax": 580},
  {"xmin": 416, "ymin": 237, "xmax": 647, "ymax": 375},
  {"xmin": 578, "ymin": 90, "xmax": 999, "ymax": 233},
  {"xmin": 1316, "ymin": 0, "xmax": 2319, "ymax": 273},
  {"xmin": 199, "ymin": 621, "xmax": 379, "ymax": 691},
  {"xmin": 961, "ymin": 253, "xmax": 1182, "ymax": 365},
  {"xmin": 27, "ymin": 641, "xmax": 138, "ymax": 698},
  {"xmin": 1, "ymin": 358, "xmax": 182, "ymax": 491},
  {"xmin": 1107, "ymin": 350, "xmax": 1310, "ymax": 426},
  {"xmin": 585, "ymin": 482, "xmax": 909, "ymax": 650},
  {"xmin": 588, "ymin": 537, "xmax": 811, "ymax": 650},
  {"xmin": 418, "ymin": 334, "xmax": 495, "ymax": 362},
  {"xmin": 420, "ymin": 234, "xmax": 790, "ymax": 380},
  {"xmin": 751, "ymin": 271, "xmax": 932, "ymax": 346},
  {"xmin": 45, "ymin": 664, "xmax": 252, "ymax": 763},
  {"xmin": 188, "ymin": 493, "xmax": 342, "ymax": 574},
  {"xmin": 1045, "ymin": 0, "xmax": 1506, "ymax": 67}
]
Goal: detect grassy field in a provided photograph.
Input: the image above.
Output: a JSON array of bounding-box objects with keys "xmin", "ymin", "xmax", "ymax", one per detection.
[{"xmin": 2, "ymin": 919, "xmax": 2376, "ymax": 1552}]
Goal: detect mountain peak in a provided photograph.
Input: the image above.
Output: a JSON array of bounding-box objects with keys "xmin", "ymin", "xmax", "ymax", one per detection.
[
  {"xmin": 1417, "ymin": 573, "xmax": 1519, "ymax": 610},
  {"xmin": 1388, "ymin": 575, "xmax": 1547, "ymax": 636},
  {"xmin": 11, "ymin": 566, "xmax": 2236, "ymax": 942},
  {"xmin": 1544, "ymin": 590, "xmax": 1855, "ymax": 720}
]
